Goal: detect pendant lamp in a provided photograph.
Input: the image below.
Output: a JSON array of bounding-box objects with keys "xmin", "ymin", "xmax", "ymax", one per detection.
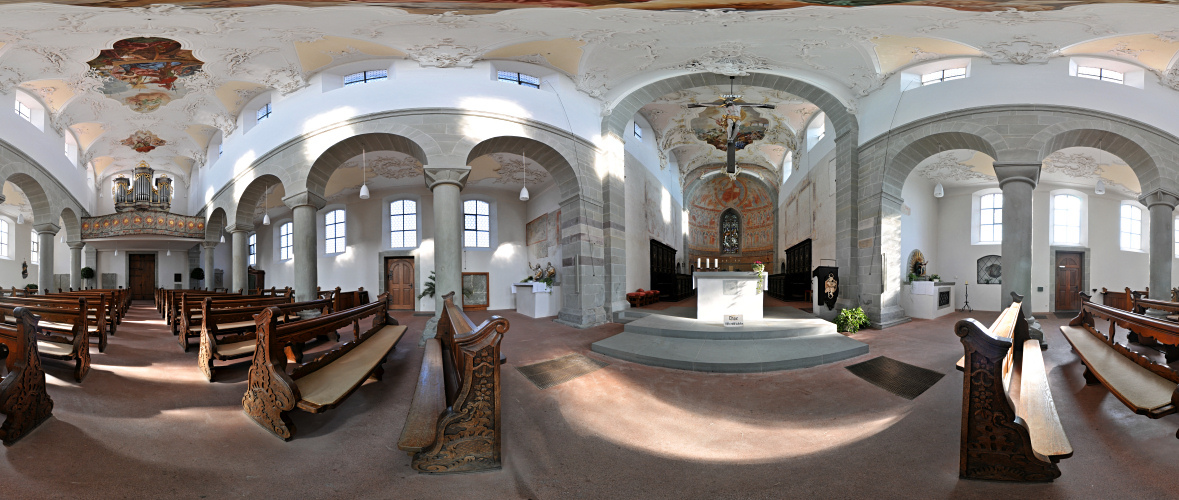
[
  {"xmin": 359, "ymin": 149, "xmax": 371, "ymax": 200},
  {"xmin": 519, "ymin": 150, "xmax": 530, "ymax": 201},
  {"xmin": 933, "ymin": 182, "xmax": 944, "ymax": 198},
  {"xmin": 262, "ymin": 187, "xmax": 271, "ymax": 225},
  {"xmin": 167, "ymin": 249, "xmax": 171, "ymax": 256},
  {"xmin": 220, "ymin": 233, "xmax": 225, "ymax": 243},
  {"xmin": 114, "ymin": 247, "xmax": 118, "ymax": 256},
  {"xmin": 16, "ymin": 213, "xmax": 23, "ymax": 224},
  {"xmin": 1095, "ymin": 179, "xmax": 1106, "ymax": 195}
]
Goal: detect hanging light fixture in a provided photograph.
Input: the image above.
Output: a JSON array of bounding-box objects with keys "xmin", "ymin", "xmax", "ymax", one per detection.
[
  {"xmin": 60, "ymin": 234, "xmax": 64, "ymax": 243},
  {"xmin": 167, "ymin": 249, "xmax": 171, "ymax": 256},
  {"xmin": 358, "ymin": 148, "xmax": 371, "ymax": 200},
  {"xmin": 934, "ymin": 182, "xmax": 945, "ymax": 198},
  {"xmin": 220, "ymin": 233, "xmax": 225, "ymax": 243},
  {"xmin": 519, "ymin": 150, "xmax": 530, "ymax": 201},
  {"xmin": 16, "ymin": 213, "xmax": 23, "ymax": 224},
  {"xmin": 1095, "ymin": 179, "xmax": 1106, "ymax": 195},
  {"xmin": 262, "ymin": 186, "xmax": 271, "ymax": 226},
  {"xmin": 113, "ymin": 246, "xmax": 118, "ymax": 256}
]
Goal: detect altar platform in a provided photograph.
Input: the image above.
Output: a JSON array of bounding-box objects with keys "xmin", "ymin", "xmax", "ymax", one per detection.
[{"xmin": 592, "ymin": 306, "xmax": 868, "ymax": 373}]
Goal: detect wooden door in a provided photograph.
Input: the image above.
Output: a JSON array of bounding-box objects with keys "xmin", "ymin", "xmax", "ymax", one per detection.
[
  {"xmin": 129, "ymin": 254, "xmax": 156, "ymax": 300},
  {"xmin": 386, "ymin": 257, "xmax": 415, "ymax": 310},
  {"xmin": 1055, "ymin": 252, "xmax": 1083, "ymax": 312}
]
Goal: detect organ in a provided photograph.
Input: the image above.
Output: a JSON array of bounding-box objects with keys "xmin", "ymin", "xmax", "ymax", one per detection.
[{"xmin": 113, "ymin": 161, "xmax": 173, "ymax": 212}]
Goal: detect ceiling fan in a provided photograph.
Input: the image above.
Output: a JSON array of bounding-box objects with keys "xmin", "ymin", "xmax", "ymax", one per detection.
[{"xmin": 688, "ymin": 75, "xmax": 775, "ymax": 174}]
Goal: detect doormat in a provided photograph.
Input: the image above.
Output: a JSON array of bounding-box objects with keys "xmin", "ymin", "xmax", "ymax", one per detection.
[
  {"xmin": 845, "ymin": 356, "xmax": 945, "ymax": 400},
  {"xmin": 516, "ymin": 353, "xmax": 609, "ymax": 390}
]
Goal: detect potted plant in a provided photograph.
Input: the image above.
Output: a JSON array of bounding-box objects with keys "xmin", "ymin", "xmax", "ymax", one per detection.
[
  {"xmin": 24, "ymin": 283, "xmax": 38, "ymax": 295},
  {"xmin": 751, "ymin": 260, "xmax": 765, "ymax": 294},
  {"xmin": 835, "ymin": 307, "xmax": 871, "ymax": 335},
  {"xmin": 190, "ymin": 267, "xmax": 205, "ymax": 289},
  {"xmin": 80, "ymin": 266, "xmax": 95, "ymax": 288},
  {"xmin": 418, "ymin": 271, "xmax": 473, "ymax": 300}
]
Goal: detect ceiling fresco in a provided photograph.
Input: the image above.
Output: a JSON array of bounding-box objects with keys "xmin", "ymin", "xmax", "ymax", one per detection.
[
  {"xmin": 0, "ymin": 0, "xmax": 1165, "ymax": 14},
  {"xmin": 120, "ymin": 129, "xmax": 167, "ymax": 152},
  {"xmin": 86, "ymin": 37, "xmax": 205, "ymax": 113}
]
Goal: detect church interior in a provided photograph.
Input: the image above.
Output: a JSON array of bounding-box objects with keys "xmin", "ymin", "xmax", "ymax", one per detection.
[{"xmin": 1, "ymin": 0, "xmax": 1179, "ymax": 497}]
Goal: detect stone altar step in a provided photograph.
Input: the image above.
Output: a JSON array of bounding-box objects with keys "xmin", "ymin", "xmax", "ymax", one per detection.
[
  {"xmin": 591, "ymin": 332, "xmax": 869, "ymax": 373},
  {"xmin": 620, "ymin": 313, "xmax": 835, "ymax": 340}
]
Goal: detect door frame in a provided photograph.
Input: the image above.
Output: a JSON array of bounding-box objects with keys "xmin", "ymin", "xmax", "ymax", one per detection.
[
  {"xmin": 125, "ymin": 251, "xmax": 159, "ymax": 298},
  {"xmin": 1048, "ymin": 246, "xmax": 1090, "ymax": 312},
  {"xmin": 377, "ymin": 250, "xmax": 420, "ymax": 312}
]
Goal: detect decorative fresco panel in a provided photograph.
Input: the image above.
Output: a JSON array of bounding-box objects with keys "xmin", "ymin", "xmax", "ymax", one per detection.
[
  {"xmin": 689, "ymin": 175, "xmax": 774, "ymax": 260},
  {"xmin": 526, "ymin": 209, "xmax": 560, "ymax": 262},
  {"xmin": 691, "ymin": 106, "xmax": 769, "ymax": 153},
  {"xmin": 81, "ymin": 211, "xmax": 204, "ymax": 239},
  {"xmin": 120, "ymin": 130, "xmax": 167, "ymax": 153},
  {"xmin": 87, "ymin": 37, "xmax": 204, "ymax": 113}
]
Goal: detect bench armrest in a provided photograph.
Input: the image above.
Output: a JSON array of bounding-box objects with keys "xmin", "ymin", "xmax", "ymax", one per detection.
[
  {"xmin": 1019, "ymin": 339, "xmax": 1073, "ymax": 460},
  {"xmin": 398, "ymin": 338, "xmax": 447, "ymax": 453}
]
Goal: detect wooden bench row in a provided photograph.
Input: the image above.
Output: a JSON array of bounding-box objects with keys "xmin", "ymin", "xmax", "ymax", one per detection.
[
  {"xmin": 956, "ymin": 293, "xmax": 1071, "ymax": 482},
  {"xmin": 197, "ymin": 296, "xmax": 334, "ymax": 381},
  {"xmin": 0, "ymin": 308, "xmax": 53, "ymax": 445},
  {"xmin": 1062, "ymin": 293, "xmax": 1179, "ymax": 437},
  {"xmin": 177, "ymin": 292, "xmax": 293, "ymax": 351},
  {"xmin": 0, "ymin": 299, "xmax": 92, "ymax": 382}
]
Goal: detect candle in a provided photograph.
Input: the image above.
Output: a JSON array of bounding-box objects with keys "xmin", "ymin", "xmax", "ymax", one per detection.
[{"xmin": 697, "ymin": 258, "xmax": 701, "ymax": 269}]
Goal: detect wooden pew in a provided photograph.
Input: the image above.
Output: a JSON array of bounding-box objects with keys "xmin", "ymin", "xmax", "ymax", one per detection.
[
  {"xmin": 242, "ymin": 293, "xmax": 406, "ymax": 440},
  {"xmin": 166, "ymin": 290, "xmax": 241, "ymax": 340},
  {"xmin": 1101, "ymin": 287, "xmax": 1147, "ymax": 312},
  {"xmin": 57, "ymin": 289, "xmax": 129, "ymax": 326},
  {"xmin": 178, "ymin": 292, "xmax": 293, "ymax": 351},
  {"xmin": 331, "ymin": 287, "xmax": 369, "ymax": 311},
  {"xmin": 197, "ymin": 296, "xmax": 334, "ymax": 381},
  {"xmin": 0, "ymin": 300, "xmax": 91, "ymax": 382},
  {"xmin": 0, "ymin": 307, "xmax": 53, "ymax": 445},
  {"xmin": 1061, "ymin": 293, "xmax": 1179, "ymax": 437},
  {"xmin": 0, "ymin": 294, "xmax": 110, "ymax": 352},
  {"xmin": 955, "ymin": 292, "xmax": 1072, "ymax": 482},
  {"xmin": 398, "ymin": 292, "xmax": 508, "ymax": 473}
]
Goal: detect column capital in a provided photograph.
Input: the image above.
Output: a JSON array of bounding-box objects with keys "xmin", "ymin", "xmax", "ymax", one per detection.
[
  {"xmin": 225, "ymin": 223, "xmax": 255, "ymax": 234},
  {"xmin": 67, "ymin": 241, "xmax": 85, "ymax": 250},
  {"xmin": 282, "ymin": 190, "xmax": 327, "ymax": 211},
  {"xmin": 992, "ymin": 163, "xmax": 1041, "ymax": 189},
  {"xmin": 424, "ymin": 166, "xmax": 471, "ymax": 191},
  {"xmin": 1138, "ymin": 188, "xmax": 1179, "ymax": 210},
  {"xmin": 201, "ymin": 241, "xmax": 218, "ymax": 250},
  {"xmin": 31, "ymin": 223, "xmax": 60, "ymax": 235}
]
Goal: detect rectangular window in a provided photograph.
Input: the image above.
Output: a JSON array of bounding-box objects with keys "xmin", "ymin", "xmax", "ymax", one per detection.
[
  {"xmin": 1052, "ymin": 194, "xmax": 1082, "ymax": 245},
  {"xmin": 15, "ymin": 101, "xmax": 31, "ymax": 122},
  {"xmin": 30, "ymin": 230, "xmax": 38, "ymax": 264},
  {"xmin": 325, "ymin": 209, "xmax": 346, "ymax": 254},
  {"xmin": 463, "ymin": 200, "xmax": 490, "ymax": 248},
  {"xmin": 256, "ymin": 102, "xmax": 272, "ymax": 123},
  {"xmin": 0, "ymin": 220, "xmax": 9, "ymax": 258},
  {"xmin": 279, "ymin": 222, "xmax": 293, "ymax": 260},
  {"xmin": 218, "ymin": 142, "xmax": 223, "ymax": 157},
  {"xmin": 979, "ymin": 193, "xmax": 1002, "ymax": 244},
  {"xmin": 1120, "ymin": 204, "xmax": 1143, "ymax": 251},
  {"xmin": 497, "ymin": 71, "xmax": 540, "ymax": 89},
  {"xmin": 344, "ymin": 70, "xmax": 388, "ymax": 86},
  {"xmin": 633, "ymin": 122, "xmax": 643, "ymax": 141},
  {"xmin": 921, "ymin": 67, "xmax": 967, "ymax": 86},
  {"xmin": 390, "ymin": 200, "xmax": 417, "ymax": 248},
  {"xmin": 248, "ymin": 233, "xmax": 257, "ymax": 266},
  {"xmin": 1077, "ymin": 66, "xmax": 1124, "ymax": 84}
]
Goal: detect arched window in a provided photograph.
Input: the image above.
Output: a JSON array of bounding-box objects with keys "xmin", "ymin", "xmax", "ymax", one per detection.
[
  {"xmin": 30, "ymin": 230, "xmax": 38, "ymax": 263},
  {"xmin": 248, "ymin": 233, "xmax": 257, "ymax": 266},
  {"xmin": 325, "ymin": 209, "xmax": 345, "ymax": 254},
  {"xmin": 720, "ymin": 209, "xmax": 740, "ymax": 254},
  {"xmin": 390, "ymin": 200, "xmax": 417, "ymax": 248},
  {"xmin": 1052, "ymin": 193, "xmax": 1082, "ymax": 245},
  {"xmin": 279, "ymin": 222, "xmax": 293, "ymax": 260},
  {"xmin": 979, "ymin": 193, "xmax": 1002, "ymax": 244},
  {"xmin": 464, "ymin": 200, "xmax": 490, "ymax": 248},
  {"xmin": 0, "ymin": 220, "xmax": 9, "ymax": 258},
  {"xmin": 1120, "ymin": 203, "xmax": 1143, "ymax": 251}
]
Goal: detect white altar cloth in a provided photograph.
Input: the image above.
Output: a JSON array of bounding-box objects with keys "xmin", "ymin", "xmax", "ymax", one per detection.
[{"xmin": 693, "ymin": 272, "xmax": 766, "ymax": 322}]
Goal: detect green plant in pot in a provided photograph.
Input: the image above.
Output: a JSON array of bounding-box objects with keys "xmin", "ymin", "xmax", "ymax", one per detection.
[
  {"xmin": 418, "ymin": 271, "xmax": 473, "ymax": 300},
  {"xmin": 835, "ymin": 307, "xmax": 871, "ymax": 334},
  {"xmin": 80, "ymin": 266, "xmax": 95, "ymax": 287},
  {"xmin": 190, "ymin": 267, "xmax": 205, "ymax": 288}
]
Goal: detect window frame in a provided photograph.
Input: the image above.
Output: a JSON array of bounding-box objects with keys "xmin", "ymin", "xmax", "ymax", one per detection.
[
  {"xmin": 248, "ymin": 232, "xmax": 257, "ymax": 266},
  {"xmin": 633, "ymin": 121, "xmax": 643, "ymax": 141},
  {"xmin": 496, "ymin": 70, "xmax": 541, "ymax": 89},
  {"xmin": 324, "ymin": 208, "xmax": 346, "ymax": 255},
  {"xmin": 1119, "ymin": 202, "xmax": 1145, "ymax": 252},
  {"xmin": 970, "ymin": 188, "xmax": 1004, "ymax": 246},
  {"xmin": 255, "ymin": 102, "xmax": 272, "ymax": 123},
  {"xmin": 462, "ymin": 198, "xmax": 493, "ymax": 249},
  {"xmin": 343, "ymin": 69, "xmax": 389, "ymax": 86},
  {"xmin": 920, "ymin": 67, "xmax": 967, "ymax": 86},
  {"xmin": 0, "ymin": 219, "xmax": 10, "ymax": 259},
  {"xmin": 14, "ymin": 100, "xmax": 31, "ymax": 122},
  {"xmin": 388, "ymin": 199, "xmax": 419, "ymax": 250},
  {"xmin": 29, "ymin": 229, "xmax": 38, "ymax": 264},
  {"xmin": 978, "ymin": 192, "xmax": 1003, "ymax": 244},
  {"xmin": 278, "ymin": 221, "xmax": 293, "ymax": 261},
  {"xmin": 1049, "ymin": 190, "xmax": 1087, "ymax": 246}
]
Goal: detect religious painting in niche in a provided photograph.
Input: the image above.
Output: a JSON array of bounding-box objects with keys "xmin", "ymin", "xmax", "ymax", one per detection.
[
  {"xmin": 87, "ymin": 37, "xmax": 204, "ymax": 113},
  {"xmin": 120, "ymin": 130, "xmax": 166, "ymax": 153},
  {"xmin": 720, "ymin": 209, "xmax": 740, "ymax": 254},
  {"xmin": 691, "ymin": 106, "xmax": 769, "ymax": 153}
]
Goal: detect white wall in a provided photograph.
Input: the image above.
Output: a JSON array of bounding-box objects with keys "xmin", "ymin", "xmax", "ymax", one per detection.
[
  {"xmin": 623, "ymin": 151, "xmax": 684, "ymax": 292},
  {"xmin": 900, "ymin": 175, "xmax": 939, "ymax": 282},
  {"xmin": 779, "ymin": 146, "xmax": 837, "ymax": 272}
]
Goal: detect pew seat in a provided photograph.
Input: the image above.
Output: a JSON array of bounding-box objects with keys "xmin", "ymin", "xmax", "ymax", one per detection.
[{"xmin": 296, "ymin": 324, "xmax": 405, "ymax": 410}]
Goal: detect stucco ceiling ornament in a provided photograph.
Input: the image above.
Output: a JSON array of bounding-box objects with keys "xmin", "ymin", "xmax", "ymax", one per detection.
[
  {"xmin": 847, "ymin": 70, "xmax": 891, "ymax": 97},
  {"xmin": 917, "ymin": 9, "xmax": 1114, "ymax": 36},
  {"xmin": 1150, "ymin": 68, "xmax": 1179, "ymax": 92},
  {"xmin": 1157, "ymin": 30, "xmax": 1179, "ymax": 43},
  {"xmin": 222, "ymin": 46, "xmax": 278, "ymax": 74},
  {"xmin": 30, "ymin": 45, "xmax": 70, "ymax": 74},
  {"xmin": 211, "ymin": 113, "xmax": 237, "ymax": 137},
  {"xmin": 339, "ymin": 154, "xmax": 423, "ymax": 180},
  {"xmin": 983, "ymin": 36, "xmax": 1059, "ymax": 65},
  {"xmin": 267, "ymin": 26, "xmax": 328, "ymax": 44},
  {"xmin": 405, "ymin": 38, "xmax": 480, "ymax": 69},
  {"xmin": 65, "ymin": 68, "xmax": 105, "ymax": 95},
  {"xmin": 675, "ymin": 43, "xmax": 773, "ymax": 77},
  {"xmin": 263, "ymin": 65, "xmax": 309, "ymax": 95},
  {"xmin": 916, "ymin": 151, "xmax": 994, "ymax": 183},
  {"xmin": 577, "ymin": 67, "xmax": 610, "ymax": 98},
  {"xmin": 489, "ymin": 154, "xmax": 551, "ymax": 185},
  {"xmin": 1107, "ymin": 42, "xmax": 1150, "ymax": 60},
  {"xmin": 1042, "ymin": 151, "xmax": 1136, "ymax": 194}
]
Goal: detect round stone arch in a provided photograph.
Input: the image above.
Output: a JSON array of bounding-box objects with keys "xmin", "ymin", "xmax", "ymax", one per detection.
[
  {"xmin": 881, "ymin": 131, "xmax": 1002, "ymax": 200},
  {"xmin": 234, "ymin": 174, "xmax": 284, "ymax": 229},
  {"xmin": 464, "ymin": 135, "xmax": 583, "ymax": 203},
  {"xmin": 1032, "ymin": 127, "xmax": 1164, "ymax": 193},
  {"xmin": 3, "ymin": 172, "xmax": 52, "ymax": 225},
  {"xmin": 304, "ymin": 132, "xmax": 429, "ymax": 199},
  {"xmin": 59, "ymin": 207, "xmax": 81, "ymax": 244},
  {"xmin": 205, "ymin": 207, "xmax": 228, "ymax": 243}
]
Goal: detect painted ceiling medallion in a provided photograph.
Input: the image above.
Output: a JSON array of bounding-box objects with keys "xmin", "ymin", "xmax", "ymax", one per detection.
[
  {"xmin": 691, "ymin": 106, "xmax": 769, "ymax": 154},
  {"xmin": 120, "ymin": 130, "xmax": 167, "ymax": 153},
  {"xmin": 87, "ymin": 37, "xmax": 204, "ymax": 113}
]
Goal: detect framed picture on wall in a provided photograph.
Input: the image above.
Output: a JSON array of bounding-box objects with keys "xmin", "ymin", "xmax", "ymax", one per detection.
[{"xmin": 462, "ymin": 272, "xmax": 489, "ymax": 310}]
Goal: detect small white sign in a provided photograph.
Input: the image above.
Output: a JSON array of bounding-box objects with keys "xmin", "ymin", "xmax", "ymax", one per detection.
[{"xmin": 724, "ymin": 314, "xmax": 744, "ymax": 327}]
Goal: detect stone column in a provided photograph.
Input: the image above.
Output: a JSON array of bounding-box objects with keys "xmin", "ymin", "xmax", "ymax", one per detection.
[
  {"xmin": 283, "ymin": 191, "xmax": 327, "ymax": 303},
  {"xmin": 992, "ymin": 163, "xmax": 1043, "ymax": 341},
  {"xmin": 1141, "ymin": 189, "xmax": 1179, "ymax": 311},
  {"xmin": 227, "ymin": 224, "xmax": 253, "ymax": 294},
  {"xmin": 423, "ymin": 166, "xmax": 470, "ymax": 342},
  {"xmin": 33, "ymin": 223, "xmax": 59, "ymax": 295},
  {"xmin": 68, "ymin": 242, "xmax": 84, "ymax": 290},
  {"xmin": 202, "ymin": 241, "xmax": 217, "ymax": 290}
]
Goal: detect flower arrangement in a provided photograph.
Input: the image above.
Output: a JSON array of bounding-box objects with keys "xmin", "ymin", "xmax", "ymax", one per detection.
[
  {"xmin": 752, "ymin": 260, "xmax": 765, "ymax": 294},
  {"xmin": 835, "ymin": 307, "xmax": 871, "ymax": 334}
]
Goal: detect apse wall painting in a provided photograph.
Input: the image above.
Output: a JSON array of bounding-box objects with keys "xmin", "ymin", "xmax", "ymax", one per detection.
[
  {"xmin": 120, "ymin": 130, "xmax": 167, "ymax": 153},
  {"xmin": 689, "ymin": 175, "xmax": 773, "ymax": 263},
  {"xmin": 87, "ymin": 37, "xmax": 204, "ymax": 113}
]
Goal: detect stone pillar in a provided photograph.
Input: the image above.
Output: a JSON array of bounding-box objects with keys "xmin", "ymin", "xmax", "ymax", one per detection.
[
  {"xmin": 1141, "ymin": 189, "xmax": 1179, "ymax": 311},
  {"xmin": 283, "ymin": 191, "xmax": 327, "ymax": 303},
  {"xmin": 68, "ymin": 242, "xmax": 84, "ymax": 291},
  {"xmin": 993, "ymin": 163, "xmax": 1043, "ymax": 341},
  {"xmin": 33, "ymin": 223, "xmax": 59, "ymax": 295},
  {"xmin": 423, "ymin": 166, "xmax": 470, "ymax": 342},
  {"xmin": 202, "ymin": 241, "xmax": 217, "ymax": 290},
  {"xmin": 227, "ymin": 224, "xmax": 253, "ymax": 294}
]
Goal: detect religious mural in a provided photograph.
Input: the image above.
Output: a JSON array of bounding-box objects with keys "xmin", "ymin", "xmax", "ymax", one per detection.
[
  {"xmin": 120, "ymin": 130, "xmax": 167, "ymax": 153},
  {"xmin": 86, "ymin": 37, "xmax": 204, "ymax": 113},
  {"xmin": 526, "ymin": 209, "xmax": 560, "ymax": 262},
  {"xmin": 7, "ymin": 0, "xmax": 1158, "ymax": 14},
  {"xmin": 692, "ymin": 106, "xmax": 768, "ymax": 154},
  {"xmin": 688, "ymin": 175, "xmax": 774, "ymax": 264}
]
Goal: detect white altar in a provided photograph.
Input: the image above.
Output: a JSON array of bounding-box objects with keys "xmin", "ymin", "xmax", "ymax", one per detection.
[
  {"xmin": 512, "ymin": 283, "xmax": 561, "ymax": 318},
  {"xmin": 693, "ymin": 272, "xmax": 766, "ymax": 322},
  {"xmin": 900, "ymin": 281, "xmax": 956, "ymax": 320}
]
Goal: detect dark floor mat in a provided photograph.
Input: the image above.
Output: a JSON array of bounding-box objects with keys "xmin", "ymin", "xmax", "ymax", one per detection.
[
  {"xmin": 516, "ymin": 353, "xmax": 609, "ymax": 390},
  {"xmin": 845, "ymin": 356, "xmax": 945, "ymax": 400}
]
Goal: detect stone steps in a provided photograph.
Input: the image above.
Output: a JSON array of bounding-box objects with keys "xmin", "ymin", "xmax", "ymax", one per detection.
[{"xmin": 591, "ymin": 332, "xmax": 869, "ymax": 373}]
